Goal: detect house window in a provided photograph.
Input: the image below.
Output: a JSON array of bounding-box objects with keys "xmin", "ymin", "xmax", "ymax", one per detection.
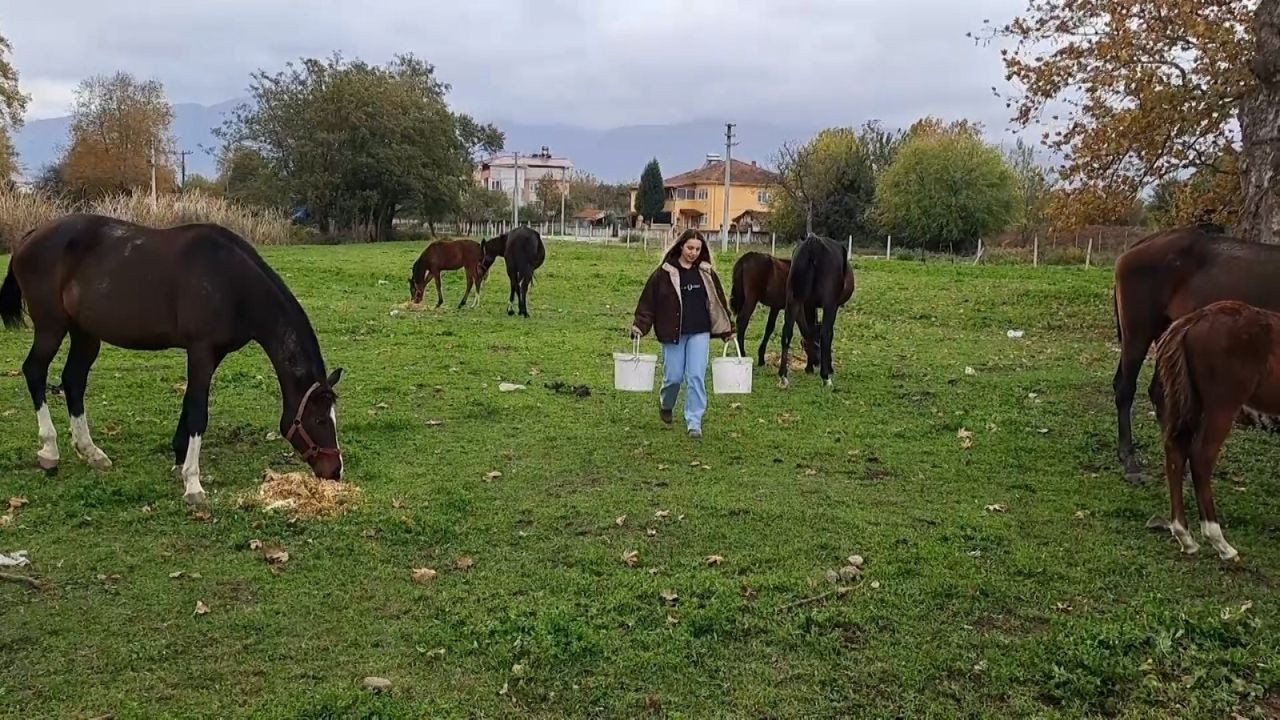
[
  {"xmin": 757, "ymin": 190, "xmax": 771, "ymax": 204},
  {"xmin": 697, "ymin": 188, "xmax": 708, "ymax": 200},
  {"xmin": 491, "ymin": 179, "xmax": 502, "ymax": 191}
]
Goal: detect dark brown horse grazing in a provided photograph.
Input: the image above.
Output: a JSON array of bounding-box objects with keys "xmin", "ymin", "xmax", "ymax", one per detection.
[
  {"xmin": 730, "ymin": 251, "xmax": 817, "ymax": 368},
  {"xmin": 1151, "ymin": 300, "xmax": 1280, "ymax": 561},
  {"xmin": 779, "ymin": 235, "xmax": 855, "ymax": 388},
  {"xmin": 480, "ymin": 227, "xmax": 546, "ymax": 317},
  {"xmin": 0, "ymin": 214, "xmax": 343, "ymax": 505},
  {"xmin": 1113, "ymin": 222, "xmax": 1280, "ymax": 484},
  {"xmin": 408, "ymin": 238, "xmax": 487, "ymax": 308}
]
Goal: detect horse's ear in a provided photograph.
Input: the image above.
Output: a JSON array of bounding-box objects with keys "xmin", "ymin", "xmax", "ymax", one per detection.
[{"xmin": 327, "ymin": 368, "xmax": 343, "ymax": 387}]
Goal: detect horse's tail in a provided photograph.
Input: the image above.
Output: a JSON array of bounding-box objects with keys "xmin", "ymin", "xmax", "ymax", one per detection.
[
  {"xmin": 0, "ymin": 261, "xmax": 23, "ymax": 330},
  {"xmin": 789, "ymin": 243, "xmax": 819, "ymax": 303},
  {"xmin": 1153, "ymin": 315, "xmax": 1199, "ymax": 446}
]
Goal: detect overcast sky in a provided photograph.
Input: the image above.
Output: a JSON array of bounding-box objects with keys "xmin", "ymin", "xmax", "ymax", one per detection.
[{"xmin": 4, "ymin": 0, "xmax": 1029, "ymax": 135}]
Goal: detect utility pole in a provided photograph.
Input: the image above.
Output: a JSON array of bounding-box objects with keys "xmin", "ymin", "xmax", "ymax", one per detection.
[
  {"xmin": 511, "ymin": 151, "xmax": 519, "ymax": 228},
  {"xmin": 720, "ymin": 122, "xmax": 737, "ymax": 252},
  {"xmin": 176, "ymin": 149, "xmax": 193, "ymax": 189},
  {"xmin": 560, "ymin": 165, "xmax": 567, "ymax": 237}
]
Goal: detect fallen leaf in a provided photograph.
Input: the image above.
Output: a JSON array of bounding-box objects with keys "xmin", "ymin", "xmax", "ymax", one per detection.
[
  {"xmin": 869, "ymin": 581, "xmax": 881, "ymax": 590},
  {"xmin": 375, "ymin": 402, "xmax": 390, "ymax": 410},
  {"xmin": 362, "ymin": 528, "xmax": 379, "ymax": 538},
  {"xmin": 730, "ymin": 402, "xmax": 742, "ymax": 409},
  {"xmin": 511, "ymin": 663, "xmax": 527, "ymax": 677},
  {"xmin": 1073, "ymin": 510, "xmax": 1090, "ymax": 519},
  {"xmin": 654, "ymin": 510, "xmax": 670, "ymax": 519},
  {"xmin": 411, "ymin": 567, "xmax": 438, "ymax": 584},
  {"xmin": 839, "ymin": 564, "xmax": 862, "ymax": 580},
  {"xmin": 985, "ymin": 504, "xmax": 1008, "ymax": 513},
  {"xmin": 7, "ymin": 497, "xmax": 27, "ymax": 512},
  {"xmin": 248, "ymin": 539, "xmax": 263, "ymax": 551},
  {"xmin": 485, "ymin": 470, "xmax": 503, "ymax": 481},
  {"xmin": 848, "ymin": 554, "xmax": 865, "ymax": 568},
  {"xmin": 425, "ymin": 648, "xmax": 446, "ymax": 659},
  {"xmin": 657, "ymin": 464, "xmax": 669, "ymax": 471},
  {"xmin": 622, "ymin": 550, "xmax": 639, "ymax": 567},
  {"xmin": 265, "ymin": 549, "xmax": 290, "ymax": 565},
  {"xmin": 425, "ymin": 420, "xmax": 444, "ymax": 427},
  {"xmin": 1054, "ymin": 601, "xmax": 1072, "ymax": 613},
  {"xmin": 173, "ymin": 383, "xmax": 187, "ymax": 394},
  {"xmin": 392, "ymin": 498, "xmax": 405, "ymax": 509},
  {"xmin": 265, "ymin": 431, "xmax": 279, "ymax": 441},
  {"xmin": 660, "ymin": 588, "xmax": 679, "ymax": 604},
  {"xmin": 362, "ymin": 676, "xmax": 392, "ymax": 693},
  {"xmin": 615, "ymin": 515, "xmax": 626, "ymax": 527},
  {"xmin": 455, "ymin": 555, "xmax": 474, "ymax": 571},
  {"xmin": 194, "ymin": 600, "xmax": 210, "ymax": 615},
  {"xmin": 1037, "ymin": 428, "xmax": 1050, "ymax": 434},
  {"xmin": 0, "ymin": 513, "xmax": 11, "ymax": 528},
  {"xmin": 803, "ymin": 468, "xmax": 818, "ymax": 476},
  {"xmin": 666, "ymin": 613, "xmax": 680, "ymax": 625},
  {"xmin": 646, "ymin": 528, "xmax": 658, "ymax": 537},
  {"xmin": 967, "ymin": 550, "xmax": 982, "ymax": 558},
  {"xmin": 964, "ymin": 366, "xmax": 977, "ymax": 376},
  {"xmin": 705, "ymin": 555, "xmax": 725, "ymax": 566},
  {"xmin": 689, "ymin": 460, "xmax": 701, "ymax": 467},
  {"xmin": 825, "ymin": 569, "xmax": 840, "ymax": 584},
  {"xmin": 168, "ymin": 571, "xmax": 185, "ymax": 579}
]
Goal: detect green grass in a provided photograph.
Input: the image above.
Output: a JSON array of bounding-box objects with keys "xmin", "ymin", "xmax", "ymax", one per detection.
[{"xmin": 3, "ymin": 241, "xmax": 1280, "ymax": 719}]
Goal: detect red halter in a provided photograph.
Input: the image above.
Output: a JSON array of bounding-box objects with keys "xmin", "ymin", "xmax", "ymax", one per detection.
[{"xmin": 284, "ymin": 381, "xmax": 341, "ymax": 464}]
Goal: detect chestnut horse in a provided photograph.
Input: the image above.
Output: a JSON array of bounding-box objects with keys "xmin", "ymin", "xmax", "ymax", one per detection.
[
  {"xmin": 779, "ymin": 235, "xmax": 855, "ymax": 388},
  {"xmin": 731, "ymin": 251, "xmax": 824, "ymax": 369},
  {"xmin": 1113, "ymin": 222, "xmax": 1280, "ymax": 484},
  {"xmin": 1152, "ymin": 300, "xmax": 1280, "ymax": 561},
  {"xmin": 0, "ymin": 213, "xmax": 343, "ymax": 505},
  {"xmin": 409, "ymin": 238, "xmax": 487, "ymax": 308}
]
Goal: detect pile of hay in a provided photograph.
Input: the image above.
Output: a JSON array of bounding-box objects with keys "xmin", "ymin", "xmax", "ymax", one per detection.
[
  {"xmin": 763, "ymin": 352, "xmax": 812, "ymax": 371},
  {"xmin": 241, "ymin": 470, "xmax": 362, "ymax": 519}
]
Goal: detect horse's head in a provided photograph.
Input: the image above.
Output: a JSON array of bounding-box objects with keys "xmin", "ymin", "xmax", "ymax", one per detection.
[
  {"xmin": 479, "ymin": 233, "xmax": 507, "ymax": 275},
  {"xmin": 283, "ymin": 368, "xmax": 344, "ymax": 480},
  {"xmin": 408, "ymin": 274, "xmax": 425, "ymax": 304}
]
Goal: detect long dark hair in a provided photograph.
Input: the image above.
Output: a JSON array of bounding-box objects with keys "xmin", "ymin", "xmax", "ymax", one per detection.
[{"xmin": 663, "ymin": 229, "xmax": 712, "ymax": 266}]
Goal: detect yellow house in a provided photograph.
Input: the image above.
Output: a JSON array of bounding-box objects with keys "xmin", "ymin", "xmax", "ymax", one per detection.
[{"xmin": 629, "ymin": 157, "xmax": 779, "ymax": 233}]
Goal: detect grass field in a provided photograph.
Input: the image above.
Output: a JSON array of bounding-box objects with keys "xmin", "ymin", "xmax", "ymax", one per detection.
[{"xmin": 3, "ymin": 240, "xmax": 1280, "ymax": 719}]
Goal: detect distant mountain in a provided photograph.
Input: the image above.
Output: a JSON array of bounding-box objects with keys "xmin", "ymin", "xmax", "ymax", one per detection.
[
  {"xmin": 14, "ymin": 98, "xmax": 244, "ymax": 181},
  {"xmin": 493, "ymin": 119, "xmax": 823, "ymax": 184},
  {"xmin": 15, "ymin": 97, "xmax": 823, "ymax": 185}
]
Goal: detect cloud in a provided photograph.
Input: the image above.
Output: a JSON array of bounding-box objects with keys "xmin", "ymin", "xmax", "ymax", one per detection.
[{"xmin": 6, "ymin": 0, "xmax": 1027, "ymax": 134}]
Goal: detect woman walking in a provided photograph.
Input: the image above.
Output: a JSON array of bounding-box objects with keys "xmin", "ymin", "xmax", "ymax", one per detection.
[{"xmin": 631, "ymin": 230, "xmax": 734, "ymax": 438}]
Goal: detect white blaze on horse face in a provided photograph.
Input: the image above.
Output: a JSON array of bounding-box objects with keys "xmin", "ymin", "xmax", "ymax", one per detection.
[
  {"xmin": 330, "ymin": 406, "xmax": 343, "ymax": 477},
  {"xmin": 70, "ymin": 414, "xmax": 111, "ymax": 469},
  {"xmin": 1169, "ymin": 519, "xmax": 1200, "ymax": 555},
  {"xmin": 182, "ymin": 434, "xmax": 206, "ymax": 503},
  {"xmin": 36, "ymin": 403, "xmax": 59, "ymax": 464},
  {"xmin": 1202, "ymin": 521, "xmax": 1239, "ymax": 561}
]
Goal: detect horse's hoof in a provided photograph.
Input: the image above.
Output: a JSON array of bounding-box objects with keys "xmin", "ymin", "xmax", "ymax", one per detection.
[
  {"xmin": 507, "ymin": 309, "xmax": 515, "ymax": 316},
  {"xmin": 87, "ymin": 454, "xmax": 112, "ymax": 471},
  {"xmin": 1180, "ymin": 543, "xmax": 1200, "ymax": 556},
  {"xmin": 37, "ymin": 455, "xmax": 58, "ymax": 471},
  {"xmin": 1220, "ymin": 548, "xmax": 1241, "ymax": 562},
  {"xmin": 823, "ymin": 378, "xmax": 833, "ymax": 388},
  {"xmin": 778, "ymin": 377, "xmax": 790, "ymax": 389},
  {"xmin": 184, "ymin": 490, "xmax": 207, "ymax": 507}
]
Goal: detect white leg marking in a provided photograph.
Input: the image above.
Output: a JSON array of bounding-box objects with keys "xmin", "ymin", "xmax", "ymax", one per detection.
[
  {"xmin": 182, "ymin": 434, "xmax": 206, "ymax": 505},
  {"xmin": 70, "ymin": 414, "xmax": 112, "ymax": 469},
  {"xmin": 1170, "ymin": 520, "xmax": 1200, "ymax": 555},
  {"xmin": 35, "ymin": 403, "xmax": 59, "ymax": 468},
  {"xmin": 1202, "ymin": 521, "xmax": 1239, "ymax": 561}
]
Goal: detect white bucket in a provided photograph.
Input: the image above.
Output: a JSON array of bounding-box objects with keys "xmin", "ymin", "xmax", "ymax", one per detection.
[
  {"xmin": 711, "ymin": 340, "xmax": 753, "ymax": 394},
  {"xmin": 613, "ymin": 337, "xmax": 657, "ymax": 392}
]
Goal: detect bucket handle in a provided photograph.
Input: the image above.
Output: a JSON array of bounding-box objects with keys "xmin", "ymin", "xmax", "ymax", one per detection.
[{"xmin": 722, "ymin": 339, "xmax": 744, "ymax": 358}]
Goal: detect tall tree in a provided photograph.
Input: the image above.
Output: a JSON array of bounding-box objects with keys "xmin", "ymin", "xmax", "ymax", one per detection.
[
  {"xmin": 218, "ymin": 53, "xmax": 481, "ymax": 240},
  {"xmin": 59, "ymin": 72, "xmax": 176, "ymax": 198},
  {"xmin": 770, "ymin": 127, "xmax": 876, "ymax": 241},
  {"xmin": 0, "ymin": 33, "xmax": 28, "ymax": 183},
  {"xmin": 985, "ymin": 0, "xmax": 1280, "ymax": 240},
  {"xmin": 1005, "ymin": 138, "xmax": 1055, "ymax": 243},
  {"xmin": 216, "ymin": 145, "xmax": 287, "ymax": 209},
  {"xmin": 636, "ymin": 159, "xmax": 665, "ymax": 226},
  {"xmin": 873, "ymin": 130, "xmax": 1018, "ymax": 252}
]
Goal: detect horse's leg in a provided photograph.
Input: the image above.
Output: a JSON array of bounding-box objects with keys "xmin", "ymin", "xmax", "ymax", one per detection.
[
  {"xmin": 758, "ymin": 307, "xmax": 780, "ymax": 368},
  {"xmin": 1190, "ymin": 409, "xmax": 1239, "ymax": 561},
  {"xmin": 1147, "ymin": 369, "xmax": 1165, "ymax": 428},
  {"xmin": 1114, "ymin": 336, "xmax": 1153, "ymax": 484},
  {"xmin": 1163, "ymin": 437, "xmax": 1198, "ymax": 555},
  {"xmin": 470, "ymin": 266, "xmax": 483, "ymax": 308},
  {"xmin": 507, "ymin": 270, "xmax": 518, "ymax": 316},
  {"xmin": 458, "ymin": 271, "xmax": 474, "ymax": 309},
  {"xmin": 23, "ymin": 327, "xmax": 68, "ymax": 470},
  {"xmin": 736, "ymin": 299, "xmax": 755, "ymax": 360},
  {"xmin": 820, "ymin": 304, "xmax": 838, "ymax": 387},
  {"xmin": 778, "ymin": 303, "xmax": 796, "ymax": 389},
  {"xmin": 62, "ymin": 328, "xmax": 111, "ymax": 470},
  {"xmin": 432, "ymin": 271, "xmax": 444, "ymax": 309},
  {"xmin": 176, "ymin": 347, "xmax": 222, "ymax": 506},
  {"xmin": 518, "ymin": 273, "xmax": 532, "ymax": 317}
]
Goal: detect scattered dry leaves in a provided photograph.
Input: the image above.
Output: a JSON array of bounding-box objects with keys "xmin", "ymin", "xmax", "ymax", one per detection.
[
  {"xmin": 411, "ymin": 568, "xmax": 438, "ymax": 584},
  {"xmin": 194, "ymin": 600, "xmax": 210, "ymax": 616},
  {"xmin": 622, "ymin": 550, "xmax": 639, "ymax": 567},
  {"xmin": 455, "ymin": 555, "xmax": 474, "ymax": 571}
]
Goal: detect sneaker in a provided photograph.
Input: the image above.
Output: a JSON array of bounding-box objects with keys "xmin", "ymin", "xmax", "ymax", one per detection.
[
  {"xmin": 659, "ymin": 408, "xmax": 673, "ymax": 425},
  {"xmin": 688, "ymin": 428, "xmax": 702, "ymax": 439}
]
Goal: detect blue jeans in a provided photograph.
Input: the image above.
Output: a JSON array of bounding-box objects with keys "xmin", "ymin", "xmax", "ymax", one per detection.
[{"xmin": 660, "ymin": 332, "xmax": 710, "ymax": 431}]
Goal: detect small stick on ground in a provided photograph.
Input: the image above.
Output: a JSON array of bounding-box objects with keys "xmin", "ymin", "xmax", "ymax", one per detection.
[
  {"xmin": 0, "ymin": 572, "xmax": 44, "ymax": 589},
  {"xmin": 777, "ymin": 586, "xmax": 853, "ymax": 612}
]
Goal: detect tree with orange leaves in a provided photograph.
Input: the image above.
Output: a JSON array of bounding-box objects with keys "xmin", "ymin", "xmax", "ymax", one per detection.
[{"xmin": 987, "ymin": 0, "xmax": 1280, "ymax": 242}]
